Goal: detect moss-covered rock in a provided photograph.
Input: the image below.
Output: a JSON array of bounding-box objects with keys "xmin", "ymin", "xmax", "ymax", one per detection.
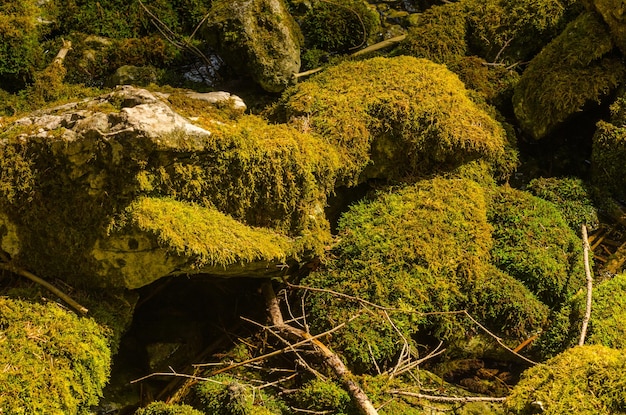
[
  {"xmin": 203, "ymin": 0, "xmax": 302, "ymax": 92},
  {"xmin": 299, "ymin": 0, "xmax": 380, "ymax": 53},
  {"xmin": 0, "ymin": 297, "xmax": 111, "ymax": 414},
  {"xmin": 586, "ymin": 0, "xmax": 626, "ymax": 55},
  {"xmin": 488, "ymin": 185, "xmax": 585, "ymax": 308},
  {"xmin": 592, "ymin": 94, "xmax": 626, "ymax": 201},
  {"xmin": 302, "ymin": 178, "xmax": 547, "ymax": 372},
  {"xmin": 513, "ymin": 12, "xmax": 626, "ymax": 139},
  {"xmin": 195, "ymin": 374, "xmax": 281, "ymax": 414},
  {"xmin": 526, "ymin": 177, "xmax": 599, "ymax": 232},
  {"xmin": 0, "ymin": 86, "xmax": 339, "ymax": 288},
  {"xmin": 505, "ymin": 345, "xmax": 626, "ymax": 414},
  {"xmin": 276, "ymin": 56, "xmax": 508, "ymax": 185},
  {"xmin": 135, "ymin": 401, "xmax": 204, "ymax": 415}
]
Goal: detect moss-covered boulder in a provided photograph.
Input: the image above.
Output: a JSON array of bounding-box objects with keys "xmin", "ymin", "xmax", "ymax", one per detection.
[
  {"xmin": 586, "ymin": 0, "xmax": 626, "ymax": 55},
  {"xmin": 0, "ymin": 297, "xmax": 111, "ymax": 414},
  {"xmin": 135, "ymin": 402, "xmax": 204, "ymax": 415},
  {"xmin": 0, "ymin": 86, "xmax": 340, "ymax": 288},
  {"xmin": 203, "ymin": 0, "xmax": 302, "ymax": 92},
  {"xmin": 505, "ymin": 345, "xmax": 626, "ymax": 414},
  {"xmin": 302, "ymin": 178, "xmax": 548, "ymax": 372},
  {"xmin": 513, "ymin": 12, "xmax": 626, "ymax": 139},
  {"xmin": 592, "ymin": 94, "xmax": 626, "ymax": 201},
  {"xmin": 488, "ymin": 185, "xmax": 585, "ymax": 308},
  {"xmin": 298, "ymin": 0, "xmax": 380, "ymax": 53},
  {"xmin": 276, "ymin": 56, "xmax": 508, "ymax": 184}
]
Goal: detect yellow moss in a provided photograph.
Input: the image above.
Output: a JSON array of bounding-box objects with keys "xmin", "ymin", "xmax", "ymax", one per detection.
[
  {"xmin": 126, "ymin": 196, "xmax": 292, "ymax": 267},
  {"xmin": 277, "ymin": 56, "xmax": 507, "ymax": 184}
]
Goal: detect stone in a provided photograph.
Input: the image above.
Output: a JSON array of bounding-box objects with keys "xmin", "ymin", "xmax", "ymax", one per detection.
[
  {"xmin": 106, "ymin": 65, "xmax": 158, "ymax": 87},
  {"xmin": 203, "ymin": 0, "xmax": 302, "ymax": 92}
]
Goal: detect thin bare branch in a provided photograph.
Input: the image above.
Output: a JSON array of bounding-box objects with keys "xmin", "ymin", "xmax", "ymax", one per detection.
[
  {"xmin": 579, "ymin": 224, "xmax": 593, "ymax": 346},
  {"xmin": 389, "ymin": 390, "xmax": 507, "ymax": 403}
]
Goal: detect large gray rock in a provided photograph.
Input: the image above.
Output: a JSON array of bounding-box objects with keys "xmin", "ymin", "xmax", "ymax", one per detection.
[
  {"xmin": 203, "ymin": 0, "xmax": 302, "ymax": 92},
  {"xmin": 0, "ymin": 86, "xmax": 333, "ymax": 289}
]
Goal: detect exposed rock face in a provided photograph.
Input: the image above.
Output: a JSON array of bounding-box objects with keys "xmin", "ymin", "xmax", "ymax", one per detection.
[
  {"xmin": 203, "ymin": 0, "xmax": 302, "ymax": 92},
  {"xmin": 0, "ymin": 86, "xmax": 325, "ymax": 289}
]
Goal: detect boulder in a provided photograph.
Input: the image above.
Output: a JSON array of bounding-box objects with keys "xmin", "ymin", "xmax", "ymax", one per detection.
[
  {"xmin": 0, "ymin": 86, "xmax": 339, "ymax": 289},
  {"xmin": 203, "ymin": 0, "xmax": 302, "ymax": 92},
  {"xmin": 587, "ymin": 0, "xmax": 626, "ymax": 55}
]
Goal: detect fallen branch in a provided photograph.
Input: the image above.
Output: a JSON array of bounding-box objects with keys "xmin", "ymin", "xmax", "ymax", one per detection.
[
  {"xmin": 261, "ymin": 281, "xmax": 379, "ymax": 415},
  {"xmin": 579, "ymin": 224, "xmax": 593, "ymax": 346},
  {"xmin": 388, "ymin": 390, "xmax": 507, "ymax": 403},
  {"xmin": 0, "ymin": 251, "xmax": 88, "ymax": 315}
]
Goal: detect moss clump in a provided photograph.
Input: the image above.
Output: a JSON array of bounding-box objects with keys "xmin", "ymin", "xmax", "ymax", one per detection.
[
  {"xmin": 276, "ymin": 56, "xmax": 507, "ymax": 184},
  {"xmin": 526, "ymin": 177, "xmax": 599, "ymax": 232},
  {"xmin": 505, "ymin": 345, "xmax": 626, "ymax": 414},
  {"xmin": 290, "ymin": 379, "xmax": 352, "ymax": 414},
  {"xmin": 195, "ymin": 375, "xmax": 280, "ymax": 415},
  {"xmin": 299, "ymin": 0, "xmax": 380, "ymax": 53},
  {"xmin": 513, "ymin": 12, "xmax": 626, "ymax": 139},
  {"xmin": 302, "ymin": 178, "xmax": 546, "ymax": 372},
  {"xmin": 135, "ymin": 402, "xmax": 204, "ymax": 415},
  {"xmin": 0, "ymin": 297, "xmax": 111, "ymax": 414},
  {"xmin": 124, "ymin": 196, "xmax": 292, "ymax": 267},
  {"xmin": 488, "ymin": 185, "xmax": 585, "ymax": 308},
  {"xmin": 592, "ymin": 95, "xmax": 626, "ymax": 201},
  {"xmin": 570, "ymin": 273, "xmax": 626, "ymax": 349}
]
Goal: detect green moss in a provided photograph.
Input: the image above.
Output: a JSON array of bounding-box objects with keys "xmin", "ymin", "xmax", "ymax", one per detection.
[
  {"xmin": 526, "ymin": 177, "xmax": 599, "ymax": 232},
  {"xmin": 300, "ymin": 0, "xmax": 380, "ymax": 53},
  {"xmin": 592, "ymin": 95, "xmax": 626, "ymax": 201},
  {"xmin": 276, "ymin": 56, "xmax": 507, "ymax": 185},
  {"xmin": 401, "ymin": 2, "xmax": 468, "ymax": 64},
  {"xmin": 570, "ymin": 273, "xmax": 626, "ymax": 349},
  {"xmin": 124, "ymin": 196, "xmax": 292, "ymax": 268},
  {"xmin": 135, "ymin": 402, "xmax": 204, "ymax": 415},
  {"xmin": 488, "ymin": 185, "xmax": 585, "ymax": 308},
  {"xmin": 0, "ymin": 297, "xmax": 111, "ymax": 414},
  {"xmin": 302, "ymin": 178, "xmax": 546, "ymax": 372},
  {"xmin": 513, "ymin": 12, "xmax": 626, "ymax": 139},
  {"xmin": 505, "ymin": 345, "xmax": 626, "ymax": 414},
  {"xmin": 196, "ymin": 375, "xmax": 281, "ymax": 415},
  {"xmin": 290, "ymin": 379, "xmax": 352, "ymax": 414}
]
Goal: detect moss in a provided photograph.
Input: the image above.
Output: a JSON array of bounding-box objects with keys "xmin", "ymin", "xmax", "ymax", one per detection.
[
  {"xmin": 289, "ymin": 378, "xmax": 352, "ymax": 414},
  {"xmin": 513, "ymin": 12, "xmax": 626, "ymax": 139},
  {"xmin": 526, "ymin": 177, "xmax": 599, "ymax": 232},
  {"xmin": 570, "ymin": 273, "xmax": 626, "ymax": 350},
  {"xmin": 592, "ymin": 95, "xmax": 626, "ymax": 201},
  {"xmin": 196, "ymin": 375, "xmax": 281, "ymax": 415},
  {"xmin": 276, "ymin": 56, "xmax": 507, "ymax": 185},
  {"xmin": 488, "ymin": 185, "xmax": 585, "ymax": 308},
  {"xmin": 302, "ymin": 178, "xmax": 546, "ymax": 372},
  {"xmin": 299, "ymin": 0, "xmax": 380, "ymax": 53},
  {"xmin": 124, "ymin": 196, "xmax": 292, "ymax": 268},
  {"xmin": 135, "ymin": 402, "xmax": 204, "ymax": 415},
  {"xmin": 0, "ymin": 297, "xmax": 111, "ymax": 414},
  {"xmin": 401, "ymin": 2, "xmax": 468, "ymax": 64},
  {"xmin": 505, "ymin": 345, "xmax": 626, "ymax": 414}
]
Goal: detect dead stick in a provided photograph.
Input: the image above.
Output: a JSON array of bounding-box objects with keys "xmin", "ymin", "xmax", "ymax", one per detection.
[
  {"xmin": 388, "ymin": 390, "xmax": 507, "ymax": 403},
  {"xmin": 261, "ymin": 281, "xmax": 379, "ymax": 415},
  {"xmin": 579, "ymin": 224, "xmax": 593, "ymax": 346},
  {"xmin": 0, "ymin": 262, "xmax": 88, "ymax": 315}
]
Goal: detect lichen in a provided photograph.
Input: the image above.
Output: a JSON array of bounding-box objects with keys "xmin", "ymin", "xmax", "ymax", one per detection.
[
  {"xmin": 275, "ymin": 56, "xmax": 507, "ymax": 185},
  {"xmin": 0, "ymin": 297, "xmax": 111, "ymax": 414}
]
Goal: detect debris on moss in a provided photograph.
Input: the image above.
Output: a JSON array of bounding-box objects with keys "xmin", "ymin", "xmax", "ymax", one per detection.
[
  {"xmin": 276, "ymin": 56, "xmax": 507, "ymax": 185},
  {"xmin": 513, "ymin": 12, "xmax": 626, "ymax": 139},
  {"xmin": 488, "ymin": 185, "xmax": 585, "ymax": 308},
  {"xmin": 195, "ymin": 374, "xmax": 282, "ymax": 415},
  {"xmin": 302, "ymin": 178, "xmax": 546, "ymax": 372},
  {"xmin": 505, "ymin": 345, "xmax": 626, "ymax": 414},
  {"xmin": 0, "ymin": 297, "xmax": 111, "ymax": 414},
  {"xmin": 135, "ymin": 401, "xmax": 205, "ymax": 415}
]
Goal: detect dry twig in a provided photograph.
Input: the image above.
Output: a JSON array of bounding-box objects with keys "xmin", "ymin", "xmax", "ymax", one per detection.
[
  {"xmin": 579, "ymin": 224, "xmax": 593, "ymax": 346},
  {"xmin": 388, "ymin": 390, "xmax": 507, "ymax": 403}
]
